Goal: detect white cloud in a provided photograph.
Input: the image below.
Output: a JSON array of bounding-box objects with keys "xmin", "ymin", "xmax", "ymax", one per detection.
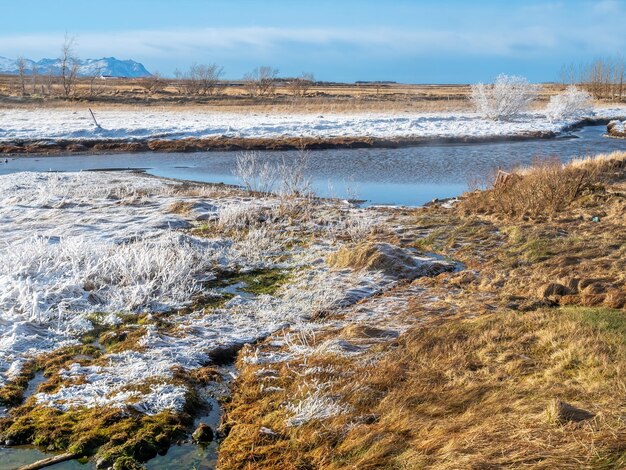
[{"xmin": 1, "ymin": 23, "xmax": 621, "ymax": 61}]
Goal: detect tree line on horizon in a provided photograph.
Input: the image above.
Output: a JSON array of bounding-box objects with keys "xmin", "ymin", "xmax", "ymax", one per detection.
[{"xmin": 3, "ymin": 35, "xmax": 626, "ymax": 103}]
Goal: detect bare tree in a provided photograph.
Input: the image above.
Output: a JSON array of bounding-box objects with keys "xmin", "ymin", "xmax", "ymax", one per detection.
[
  {"xmin": 30, "ymin": 63, "xmax": 41, "ymax": 95},
  {"xmin": 88, "ymin": 68, "xmax": 106, "ymax": 97},
  {"xmin": 287, "ymin": 72, "xmax": 314, "ymax": 97},
  {"xmin": 179, "ymin": 63, "xmax": 224, "ymax": 96},
  {"xmin": 60, "ymin": 35, "xmax": 79, "ymax": 98},
  {"xmin": 571, "ymin": 57, "xmax": 626, "ymax": 101},
  {"xmin": 243, "ymin": 66, "xmax": 279, "ymax": 97},
  {"xmin": 44, "ymin": 67, "xmax": 55, "ymax": 96},
  {"xmin": 193, "ymin": 63, "xmax": 224, "ymax": 95},
  {"xmin": 142, "ymin": 72, "xmax": 167, "ymax": 94},
  {"xmin": 16, "ymin": 57, "xmax": 27, "ymax": 96}
]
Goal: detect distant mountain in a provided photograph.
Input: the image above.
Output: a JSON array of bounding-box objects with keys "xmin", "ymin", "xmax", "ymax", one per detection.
[{"xmin": 0, "ymin": 56, "xmax": 151, "ymax": 78}]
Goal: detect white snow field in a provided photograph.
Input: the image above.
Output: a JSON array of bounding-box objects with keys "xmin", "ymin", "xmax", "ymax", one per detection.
[
  {"xmin": 0, "ymin": 171, "xmax": 451, "ymax": 415},
  {"xmin": 1, "ymin": 107, "xmax": 625, "ymax": 142}
]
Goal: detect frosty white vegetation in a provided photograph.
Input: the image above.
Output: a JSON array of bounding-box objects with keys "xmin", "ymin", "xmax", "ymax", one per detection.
[
  {"xmin": 545, "ymin": 85, "xmax": 593, "ymax": 122},
  {"xmin": 471, "ymin": 74, "xmax": 537, "ymax": 121},
  {"xmin": 234, "ymin": 151, "xmax": 278, "ymax": 194},
  {"xmin": 286, "ymin": 388, "xmax": 349, "ymax": 426},
  {"xmin": 1, "ymin": 171, "xmax": 407, "ymax": 413},
  {"xmin": 0, "ymin": 232, "xmax": 217, "ymax": 323},
  {"xmin": 233, "ymin": 150, "xmax": 312, "ymax": 196}
]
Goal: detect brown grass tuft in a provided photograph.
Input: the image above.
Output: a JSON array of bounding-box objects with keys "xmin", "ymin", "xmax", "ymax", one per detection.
[{"xmin": 461, "ymin": 152, "xmax": 626, "ymax": 220}]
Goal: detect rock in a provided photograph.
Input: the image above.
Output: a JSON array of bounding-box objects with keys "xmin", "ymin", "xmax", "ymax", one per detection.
[
  {"xmin": 192, "ymin": 423, "xmax": 214, "ymax": 443},
  {"xmin": 4, "ymin": 438, "xmax": 15, "ymax": 446},
  {"xmin": 326, "ymin": 242, "xmax": 455, "ymax": 280},
  {"xmin": 538, "ymin": 282, "xmax": 570, "ymax": 298},
  {"xmin": 550, "ymin": 398, "xmax": 595, "ymax": 424}
]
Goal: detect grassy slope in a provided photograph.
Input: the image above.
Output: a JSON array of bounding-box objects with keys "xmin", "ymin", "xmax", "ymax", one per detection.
[{"xmin": 218, "ymin": 152, "xmax": 626, "ymax": 469}]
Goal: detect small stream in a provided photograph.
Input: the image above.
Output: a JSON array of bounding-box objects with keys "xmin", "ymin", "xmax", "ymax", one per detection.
[{"xmin": 1, "ymin": 125, "xmax": 624, "ymax": 206}]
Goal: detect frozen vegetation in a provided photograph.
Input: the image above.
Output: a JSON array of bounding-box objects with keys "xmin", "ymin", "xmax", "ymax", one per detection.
[
  {"xmin": 0, "ymin": 170, "xmax": 451, "ymax": 420},
  {"xmin": 1, "ymin": 105, "xmax": 626, "ymax": 144}
]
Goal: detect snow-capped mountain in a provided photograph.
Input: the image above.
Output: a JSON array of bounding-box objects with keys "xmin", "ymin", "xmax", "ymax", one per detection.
[{"xmin": 0, "ymin": 56, "xmax": 151, "ymax": 78}]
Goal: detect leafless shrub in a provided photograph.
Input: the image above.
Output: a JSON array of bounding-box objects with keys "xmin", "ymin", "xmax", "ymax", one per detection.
[
  {"xmin": 30, "ymin": 63, "xmax": 43, "ymax": 95},
  {"xmin": 561, "ymin": 57, "xmax": 625, "ymax": 101},
  {"xmin": 545, "ymin": 85, "xmax": 592, "ymax": 122},
  {"xmin": 461, "ymin": 157, "xmax": 600, "ymax": 219},
  {"xmin": 244, "ymin": 66, "xmax": 279, "ymax": 97},
  {"xmin": 179, "ymin": 63, "xmax": 224, "ymax": 96},
  {"xmin": 233, "ymin": 149, "xmax": 315, "ymax": 198},
  {"xmin": 142, "ymin": 72, "xmax": 167, "ymax": 94},
  {"xmin": 471, "ymin": 74, "xmax": 537, "ymax": 120},
  {"xmin": 279, "ymin": 150, "xmax": 312, "ymax": 197},
  {"xmin": 287, "ymin": 73, "xmax": 315, "ymax": 97},
  {"xmin": 44, "ymin": 67, "xmax": 55, "ymax": 96},
  {"xmin": 87, "ymin": 70, "xmax": 106, "ymax": 97},
  {"xmin": 233, "ymin": 151, "xmax": 278, "ymax": 194},
  {"xmin": 16, "ymin": 56, "xmax": 27, "ymax": 96}
]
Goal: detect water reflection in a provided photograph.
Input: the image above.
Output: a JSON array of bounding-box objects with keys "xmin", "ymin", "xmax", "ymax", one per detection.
[{"xmin": 1, "ymin": 125, "xmax": 624, "ymax": 206}]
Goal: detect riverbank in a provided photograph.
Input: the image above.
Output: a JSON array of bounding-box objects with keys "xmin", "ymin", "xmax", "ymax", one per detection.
[
  {"xmin": 0, "ymin": 151, "xmax": 625, "ymax": 469},
  {"xmin": 1, "ymin": 107, "xmax": 625, "ymax": 155},
  {"xmin": 219, "ymin": 151, "xmax": 626, "ymax": 468}
]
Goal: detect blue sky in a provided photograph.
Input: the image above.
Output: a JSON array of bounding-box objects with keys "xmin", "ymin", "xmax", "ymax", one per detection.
[{"xmin": 2, "ymin": 0, "xmax": 625, "ymax": 83}]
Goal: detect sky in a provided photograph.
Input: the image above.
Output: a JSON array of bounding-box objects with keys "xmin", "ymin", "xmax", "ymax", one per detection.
[{"xmin": 1, "ymin": 0, "xmax": 625, "ymax": 83}]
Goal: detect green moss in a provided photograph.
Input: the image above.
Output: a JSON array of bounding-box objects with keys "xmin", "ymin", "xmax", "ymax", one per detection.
[
  {"xmin": 208, "ymin": 268, "xmax": 290, "ymax": 296},
  {"xmin": 0, "ymin": 404, "xmax": 190, "ymax": 466},
  {"xmin": 0, "ymin": 361, "xmax": 38, "ymax": 407}
]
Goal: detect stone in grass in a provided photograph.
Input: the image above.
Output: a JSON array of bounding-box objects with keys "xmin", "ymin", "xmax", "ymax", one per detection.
[
  {"xmin": 192, "ymin": 423, "xmax": 214, "ymax": 444},
  {"xmin": 547, "ymin": 398, "xmax": 595, "ymax": 424}
]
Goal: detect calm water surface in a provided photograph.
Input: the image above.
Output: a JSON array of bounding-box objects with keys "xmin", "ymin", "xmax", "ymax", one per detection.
[{"xmin": 1, "ymin": 125, "xmax": 624, "ymax": 206}]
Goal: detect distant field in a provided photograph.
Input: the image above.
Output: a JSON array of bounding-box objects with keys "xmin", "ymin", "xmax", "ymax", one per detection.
[{"xmin": 0, "ymin": 75, "xmax": 572, "ymax": 113}]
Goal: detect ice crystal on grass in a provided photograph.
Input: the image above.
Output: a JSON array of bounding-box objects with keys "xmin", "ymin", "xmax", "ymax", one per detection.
[
  {"xmin": 286, "ymin": 389, "xmax": 348, "ymax": 426},
  {"xmin": 0, "ymin": 232, "xmax": 217, "ymax": 322}
]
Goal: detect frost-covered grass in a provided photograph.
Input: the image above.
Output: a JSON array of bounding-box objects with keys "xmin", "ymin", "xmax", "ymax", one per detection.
[
  {"xmin": 0, "ymin": 171, "xmax": 408, "ymax": 414},
  {"xmin": 286, "ymin": 388, "xmax": 349, "ymax": 427},
  {"xmin": 0, "ymin": 170, "xmax": 469, "ymax": 468},
  {"xmin": 1, "ymin": 106, "xmax": 626, "ymax": 143}
]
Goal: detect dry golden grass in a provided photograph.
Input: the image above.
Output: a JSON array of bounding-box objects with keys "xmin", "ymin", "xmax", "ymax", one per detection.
[
  {"xmin": 460, "ymin": 152, "xmax": 626, "ymax": 220},
  {"xmin": 218, "ymin": 151, "xmax": 626, "ymax": 469},
  {"xmin": 0, "ymin": 76, "xmax": 574, "ymax": 114},
  {"xmin": 220, "ymin": 303, "xmax": 626, "ymax": 469}
]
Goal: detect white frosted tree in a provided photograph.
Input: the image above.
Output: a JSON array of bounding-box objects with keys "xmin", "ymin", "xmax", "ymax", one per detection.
[
  {"xmin": 471, "ymin": 74, "xmax": 537, "ymax": 121},
  {"xmin": 544, "ymin": 85, "xmax": 592, "ymax": 122}
]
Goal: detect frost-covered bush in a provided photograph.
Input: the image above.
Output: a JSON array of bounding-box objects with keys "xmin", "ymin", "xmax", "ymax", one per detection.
[
  {"xmin": 218, "ymin": 203, "xmax": 265, "ymax": 230},
  {"xmin": 544, "ymin": 85, "xmax": 593, "ymax": 122},
  {"xmin": 233, "ymin": 151, "xmax": 278, "ymax": 194},
  {"xmin": 0, "ymin": 233, "xmax": 218, "ymax": 322},
  {"xmin": 471, "ymin": 74, "xmax": 537, "ymax": 121}
]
